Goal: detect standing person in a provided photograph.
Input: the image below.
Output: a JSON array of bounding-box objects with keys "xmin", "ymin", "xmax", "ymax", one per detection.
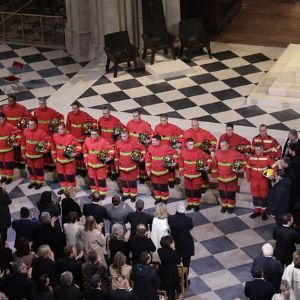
[
  {"xmin": 168, "ymin": 202, "xmax": 194, "ymax": 281},
  {"xmin": 132, "ymin": 252, "xmax": 160, "ymax": 300},
  {"xmin": 81, "ymin": 274, "xmax": 110, "ymax": 300},
  {"xmin": 154, "ymin": 114, "xmax": 183, "ymax": 187},
  {"xmin": 66, "ymin": 102, "xmax": 97, "ymax": 176},
  {"xmin": 218, "ymin": 123, "xmax": 251, "ymax": 152},
  {"xmin": 211, "ymin": 140, "xmax": 245, "ymax": 214},
  {"xmin": 179, "ymin": 137, "xmax": 211, "ymax": 211},
  {"xmin": 246, "ymin": 143, "xmax": 277, "ymax": 220},
  {"xmin": 0, "ymin": 112, "xmax": 21, "ymax": 184},
  {"xmin": 282, "ymin": 129, "xmax": 300, "ymax": 158},
  {"xmin": 252, "ymin": 124, "xmax": 282, "ymax": 160},
  {"xmin": 63, "ymin": 212, "xmax": 83, "ymax": 252},
  {"xmin": 52, "ymin": 123, "xmax": 81, "ymax": 194},
  {"xmin": 97, "ymin": 106, "xmax": 124, "ymax": 180},
  {"xmin": 83, "ymin": 129, "xmax": 113, "ymax": 198},
  {"xmin": 110, "ymin": 252, "xmax": 132, "ymax": 289},
  {"xmin": 0, "ymin": 182, "xmax": 11, "ymax": 242},
  {"xmin": 21, "ymin": 119, "xmax": 50, "ymax": 189},
  {"xmin": 158, "ymin": 235, "xmax": 182, "ymax": 300},
  {"xmin": 2, "ymin": 95, "xmax": 32, "ymax": 169},
  {"xmin": 126, "ymin": 110, "xmax": 153, "ymax": 183},
  {"xmin": 115, "ymin": 129, "xmax": 145, "ymax": 202},
  {"xmin": 60, "ymin": 188, "xmax": 82, "ymax": 225},
  {"xmin": 271, "ymin": 280, "xmax": 296, "ymax": 300},
  {"xmin": 273, "ymin": 213, "xmax": 300, "ymax": 267},
  {"xmin": 109, "ymin": 275, "xmax": 139, "ymax": 300},
  {"xmin": 145, "ymin": 134, "xmax": 178, "ymax": 204},
  {"xmin": 54, "ymin": 271, "xmax": 82, "ymax": 300}
]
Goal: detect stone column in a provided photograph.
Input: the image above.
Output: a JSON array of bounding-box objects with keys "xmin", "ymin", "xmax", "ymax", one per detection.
[{"xmin": 162, "ymin": 0, "xmax": 181, "ymax": 35}]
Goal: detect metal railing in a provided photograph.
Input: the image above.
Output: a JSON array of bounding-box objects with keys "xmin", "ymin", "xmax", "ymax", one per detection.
[{"xmin": 0, "ymin": 11, "xmax": 65, "ymax": 46}]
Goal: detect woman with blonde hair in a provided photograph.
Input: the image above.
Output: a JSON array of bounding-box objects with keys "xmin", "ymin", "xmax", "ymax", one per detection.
[
  {"xmin": 77, "ymin": 215, "xmax": 107, "ymax": 267},
  {"xmin": 150, "ymin": 203, "xmax": 170, "ymax": 261},
  {"xmin": 282, "ymin": 250, "xmax": 300, "ymax": 299},
  {"xmin": 271, "ymin": 280, "xmax": 296, "ymax": 300},
  {"xmin": 109, "ymin": 251, "xmax": 132, "ymax": 289}
]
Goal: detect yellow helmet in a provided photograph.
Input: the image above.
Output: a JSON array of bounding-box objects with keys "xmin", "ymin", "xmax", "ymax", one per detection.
[{"xmin": 263, "ymin": 168, "xmax": 274, "ymax": 178}]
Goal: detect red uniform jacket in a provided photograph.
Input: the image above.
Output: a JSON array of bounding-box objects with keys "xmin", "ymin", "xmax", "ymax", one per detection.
[
  {"xmin": 52, "ymin": 133, "xmax": 81, "ymax": 164},
  {"xmin": 0, "ymin": 122, "xmax": 21, "ymax": 153},
  {"xmin": 184, "ymin": 128, "xmax": 217, "ymax": 151},
  {"xmin": 66, "ymin": 110, "xmax": 97, "ymax": 143},
  {"xmin": 252, "ymin": 134, "xmax": 282, "ymax": 160},
  {"xmin": 126, "ymin": 119, "xmax": 153, "ymax": 141},
  {"xmin": 211, "ymin": 149, "xmax": 245, "ymax": 183},
  {"xmin": 145, "ymin": 143, "xmax": 178, "ymax": 176},
  {"xmin": 246, "ymin": 153, "xmax": 277, "ymax": 181},
  {"xmin": 218, "ymin": 133, "xmax": 251, "ymax": 151},
  {"xmin": 33, "ymin": 107, "xmax": 64, "ymax": 134},
  {"xmin": 179, "ymin": 147, "xmax": 211, "ymax": 178},
  {"xmin": 98, "ymin": 115, "xmax": 124, "ymax": 145},
  {"xmin": 21, "ymin": 128, "xmax": 50, "ymax": 159},
  {"xmin": 83, "ymin": 137, "xmax": 113, "ymax": 169},
  {"xmin": 115, "ymin": 137, "xmax": 145, "ymax": 172},
  {"xmin": 154, "ymin": 123, "xmax": 184, "ymax": 145},
  {"xmin": 2, "ymin": 103, "xmax": 32, "ymax": 127}
]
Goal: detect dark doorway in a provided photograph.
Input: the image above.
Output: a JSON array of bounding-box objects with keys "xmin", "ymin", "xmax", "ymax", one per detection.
[{"xmin": 180, "ymin": 0, "xmax": 202, "ymax": 20}]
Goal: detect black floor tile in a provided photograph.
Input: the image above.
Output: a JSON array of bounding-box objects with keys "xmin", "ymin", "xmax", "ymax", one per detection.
[
  {"xmin": 243, "ymin": 53, "xmax": 271, "ymax": 64},
  {"xmin": 101, "ymin": 91, "xmax": 130, "ymax": 102},
  {"xmin": 270, "ymin": 109, "xmax": 300, "ymax": 122},
  {"xmin": 22, "ymin": 53, "xmax": 47, "ymax": 63},
  {"xmin": 167, "ymin": 98, "xmax": 197, "ymax": 110},
  {"xmin": 213, "ymin": 50, "xmax": 238, "ymax": 61},
  {"xmin": 196, "ymin": 115, "xmax": 220, "ymax": 123},
  {"xmin": 146, "ymin": 82, "xmax": 175, "ymax": 93},
  {"xmin": 223, "ymin": 76, "xmax": 252, "ymax": 88},
  {"xmin": 212, "ymin": 89, "xmax": 241, "ymax": 101},
  {"xmin": 179, "ymin": 85, "xmax": 207, "ymax": 97},
  {"xmin": 233, "ymin": 65, "xmax": 261, "ymax": 75},
  {"xmin": 134, "ymin": 94, "xmax": 163, "ymax": 106},
  {"xmin": 235, "ymin": 105, "xmax": 266, "ymax": 118},
  {"xmin": 268, "ymin": 123, "xmax": 290, "ymax": 131},
  {"xmin": 201, "ymin": 61, "xmax": 229, "ymax": 72},
  {"xmin": 50, "ymin": 56, "xmax": 77, "ymax": 66},
  {"xmin": 190, "ymin": 73, "xmax": 218, "ymax": 84},
  {"xmin": 115, "ymin": 79, "xmax": 142, "ymax": 90},
  {"xmin": 79, "ymin": 88, "xmax": 99, "ymax": 98},
  {"xmin": 201, "ymin": 102, "xmax": 231, "ymax": 114},
  {"xmin": 0, "ymin": 50, "xmax": 18, "ymax": 60}
]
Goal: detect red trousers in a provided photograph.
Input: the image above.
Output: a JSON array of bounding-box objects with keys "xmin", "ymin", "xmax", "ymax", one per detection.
[
  {"xmin": 218, "ymin": 180, "xmax": 238, "ymax": 208},
  {"xmin": 27, "ymin": 157, "xmax": 44, "ymax": 184},
  {"xmin": 87, "ymin": 167, "xmax": 107, "ymax": 195},
  {"xmin": 0, "ymin": 151, "xmax": 14, "ymax": 179},
  {"xmin": 184, "ymin": 177, "xmax": 202, "ymax": 206},
  {"xmin": 151, "ymin": 173, "xmax": 170, "ymax": 202},
  {"xmin": 250, "ymin": 178, "xmax": 269, "ymax": 213},
  {"xmin": 56, "ymin": 161, "xmax": 76, "ymax": 189},
  {"xmin": 120, "ymin": 168, "xmax": 139, "ymax": 198}
]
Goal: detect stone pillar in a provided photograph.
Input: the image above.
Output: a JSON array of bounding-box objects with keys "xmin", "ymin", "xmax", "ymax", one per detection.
[{"xmin": 163, "ymin": 0, "xmax": 181, "ymax": 35}]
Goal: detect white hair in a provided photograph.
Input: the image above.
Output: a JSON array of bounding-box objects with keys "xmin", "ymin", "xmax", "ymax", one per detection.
[
  {"xmin": 176, "ymin": 202, "xmax": 186, "ymax": 214},
  {"xmin": 262, "ymin": 243, "xmax": 273, "ymax": 257}
]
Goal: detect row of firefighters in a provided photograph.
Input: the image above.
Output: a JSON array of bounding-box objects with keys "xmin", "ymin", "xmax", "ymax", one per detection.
[{"xmin": 0, "ymin": 97, "xmax": 284, "ymax": 214}]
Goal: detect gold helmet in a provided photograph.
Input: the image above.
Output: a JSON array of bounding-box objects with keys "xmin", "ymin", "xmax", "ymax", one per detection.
[
  {"xmin": 200, "ymin": 139, "xmax": 211, "ymax": 152},
  {"xmin": 6, "ymin": 135, "xmax": 16, "ymax": 147},
  {"xmin": 236, "ymin": 144, "xmax": 246, "ymax": 154},
  {"xmin": 131, "ymin": 149, "xmax": 143, "ymax": 162},
  {"xmin": 48, "ymin": 118, "xmax": 60, "ymax": 133},
  {"xmin": 197, "ymin": 159, "xmax": 206, "ymax": 172},
  {"xmin": 112, "ymin": 126, "xmax": 122, "ymax": 140},
  {"xmin": 97, "ymin": 149, "xmax": 108, "ymax": 163},
  {"xmin": 232, "ymin": 159, "xmax": 243, "ymax": 173},
  {"xmin": 138, "ymin": 132, "xmax": 151, "ymax": 147},
  {"xmin": 17, "ymin": 117, "xmax": 29, "ymax": 130},
  {"xmin": 169, "ymin": 136, "xmax": 181, "ymax": 149},
  {"xmin": 82, "ymin": 122, "xmax": 93, "ymax": 136},
  {"xmin": 163, "ymin": 154, "xmax": 175, "ymax": 169},
  {"xmin": 35, "ymin": 141, "xmax": 45, "ymax": 153},
  {"xmin": 263, "ymin": 168, "xmax": 274, "ymax": 178},
  {"xmin": 64, "ymin": 145, "xmax": 75, "ymax": 159}
]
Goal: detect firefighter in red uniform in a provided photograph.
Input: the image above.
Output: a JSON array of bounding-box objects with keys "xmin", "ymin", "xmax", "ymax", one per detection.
[
  {"xmin": 126, "ymin": 110, "xmax": 153, "ymax": 183},
  {"xmin": 2, "ymin": 95, "xmax": 32, "ymax": 169},
  {"xmin": 218, "ymin": 123, "xmax": 251, "ymax": 152},
  {"xmin": 145, "ymin": 134, "xmax": 178, "ymax": 204},
  {"xmin": 252, "ymin": 124, "xmax": 282, "ymax": 160},
  {"xmin": 0, "ymin": 112, "xmax": 21, "ymax": 184},
  {"xmin": 52, "ymin": 123, "xmax": 81, "ymax": 194},
  {"xmin": 115, "ymin": 129, "xmax": 145, "ymax": 202},
  {"xmin": 97, "ymin": 106, "xmax": 124, "ymax": 180},
  {"xmin": 179, "ymin": 138, "xmax": 212, "ymax": 212},
  {"xmin": 21, "ymin": 120, "xmax": 50, "ymax": 189},
  {"xmin": 211, "ymin": 140, "xmax": 246, "ymax": 214},
  {"xmin": 154, "ymin": 114, "xmax": 183, "ymax": 187},
  {"xmin": 66, "ymin": 102, "xmax": 97, "ymax": 175},
  {"xmin": 33, "ymin": 98, "xmax": 64, "ymax": 170},
  {"xmin": 246, "ymin": 143, "xmax": 277, "ymax": 220},
  {"xmin": 184, "ymin": 119, "xmax": 217, "ymax": 191},
  {"xmin": 83, "ymin": 128, "xmax": 113, "ymax": 199}
]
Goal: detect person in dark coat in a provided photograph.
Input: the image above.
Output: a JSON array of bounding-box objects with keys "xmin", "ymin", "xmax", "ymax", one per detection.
[
  {"xmin": 0, "ymin": 241, "xmax": 12, "ymax": 272},
  {"xmin": 31, "ymin": 274, "xmax": 55, "ymax": 300},
  {"xmin": 109, "ymin": 275, "xmax": 139, "ymax": 300},
  {"xmin": 2, "ymin": 261, "xmax": 33, "ymax": 300},
  {"xmin": 168, "ymin": 202, "xmax": 194, "ymax": 271},
  {"xmin": 158, "ymin": 235, "xmax": 181, "ymax": 300},
  {"xmin": 32, "ymin": 212, "xmax": 65, "ymax": 259},
  {"xmin": 12, "ymin": 207, "xmax": 40, "ymax": 244},
  {"xmin": 82, "ymin": 192, "xmax": 107, "ymax": 235},
  {"xmin": 81, "ymin": 274, "xmax": 110, "ymax": 300},
  {"xmin": 126, "ymin": 199, "xmax": 153, "ymax": 236},
  {"xmin": 273, "ymin": 213, "xmax": 300, "ymax": 267},
  {"xmin": 282, "ymin": 129, "xmax": 300, "ymax": 158},
  {"xmin": 244, "ymin": 266, "xmax": 275, "ymax": 300},
  {"xmin": 266, "ymin": 170, "xmax": 291, "ymax": 224},
  {"xmin": 128, "ymin": 224, "xmax": 156, "ymax": 265},
  {"xmin": 251, "ymin": 243, "xmax": 283, "ymax": 292},
  {"xmin": 132, "ymin": 252, "xmax": 160, "ymax": 300},
  {"xmin": 53, "ymin": 271, "xmax": 82, "ymax": 300},
  {"xmin": 0, "ymin": 183, "xmax": 12, "ymax": 242}
]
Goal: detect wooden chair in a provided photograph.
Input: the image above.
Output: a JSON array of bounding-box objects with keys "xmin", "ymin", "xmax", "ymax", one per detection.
[
  {"xmin": 2, "ymin": 61, "xmax": 25, "ymax": 93},
  {"xmin": 177, "ymin": 265, "xmax": 189, "ymax": 298}
]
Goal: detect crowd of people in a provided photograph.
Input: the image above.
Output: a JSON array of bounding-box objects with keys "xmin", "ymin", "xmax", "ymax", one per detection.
[{"xmin": 0, "ymin": 95, "xmax": 300, "ymax": 299}]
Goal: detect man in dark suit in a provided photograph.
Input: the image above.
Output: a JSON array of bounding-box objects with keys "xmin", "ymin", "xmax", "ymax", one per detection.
[
  {"xmin": 251, "ymin": 243, "xmax": 283, "ymax": 292},
  {"xmin": 0, "ymin": 182, "xmax": 12, "ymax": 242},
  {"xmin": 282, "ymin": 129, "xmax": 300, "ymax": 158},
  {"xmin": 128, "ymin": 224, "xmax": 156, "ymax": 265},
  {"xmin": 109, "ymin": 275, "xmax": 139, "ymax": 300},
  {"xmin": 273, "ymin": 213, "xmax": 300, "ymax": 266},
  {"xmin": 244, "ymin": 266, "xmax": 275, "ymax": 300},
  {"xmin": 82, "ymin": 192, "xmax": 107, "ymax": 234},
  {"xmin": 168, "ymin": 202, "xmax": 194, "ymax": 273},
  {"xmin": 12, "ymin": 206, "xmax": 40, "ymax": 244},
  {"xmin": 126, "ymin": 199, "xmax": 153, "ymax": 236}
]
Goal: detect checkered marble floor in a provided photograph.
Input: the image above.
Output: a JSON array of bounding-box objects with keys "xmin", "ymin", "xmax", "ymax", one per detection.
[{"xmin": 7, "ymin": 176, "xmax": 275, "ymax": 300}]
